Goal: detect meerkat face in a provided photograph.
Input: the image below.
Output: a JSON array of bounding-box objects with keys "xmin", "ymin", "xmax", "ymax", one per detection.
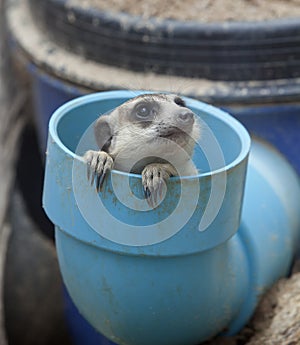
[{"xmin": 94, "ymin": 94, "xmax": 200, "ymax": 173}]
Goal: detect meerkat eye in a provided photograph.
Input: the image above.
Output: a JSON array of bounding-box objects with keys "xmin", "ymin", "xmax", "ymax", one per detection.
[
  {"xmin": 135, "ymin": 103, "xmax": 152, "ymax": 118},
  {"xmin": 174, "ymin": 96, "xmax": 186, "ymax": 107}
]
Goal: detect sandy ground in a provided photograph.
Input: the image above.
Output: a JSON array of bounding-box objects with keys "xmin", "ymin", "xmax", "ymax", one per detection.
[{"xmin": 70, "ymin": 0, "xmax": 300, "ymax": 22}]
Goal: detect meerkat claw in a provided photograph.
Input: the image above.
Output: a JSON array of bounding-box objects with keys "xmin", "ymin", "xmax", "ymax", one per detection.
[
  {"xmin": 96, "ymin": 174, "xmax": 105, "ymax": 192},
  {"xmin": 96, "ymin": 174, "xmax": 101, "ymax": 192},
  {"xmin": 142, "ymin": 163, "xmax": 173, "ymax": 208},
  {"xmin": 97, "ymin": 164, "xmax": 110, "ymax": 192},
  {"xmin": 84, "ymin": 150, "xmax": 113, "ymax": 192},
  {"xmin": 144, "ymin": 187, "xmax": 151, "ymax": 200}
]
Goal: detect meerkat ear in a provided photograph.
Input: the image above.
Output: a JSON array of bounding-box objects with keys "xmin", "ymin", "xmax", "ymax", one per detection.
[{"xmin": 94, "ymin": 115, "xmax": 113, "ymax": 152}]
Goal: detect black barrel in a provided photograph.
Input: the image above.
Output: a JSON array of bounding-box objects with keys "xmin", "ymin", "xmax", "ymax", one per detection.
[{"xmin": 29, "ymin": 0, "xmax": 300, "ymax": 81}]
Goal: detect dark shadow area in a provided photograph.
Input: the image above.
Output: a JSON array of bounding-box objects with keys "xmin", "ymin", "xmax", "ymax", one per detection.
[
  {"xmin": 15, "ymin": 122, "xmax": 54, "ymax": 241},
  {"xmin": 4, "ymin": 187, "xmax": 72, "ymax": 345}
]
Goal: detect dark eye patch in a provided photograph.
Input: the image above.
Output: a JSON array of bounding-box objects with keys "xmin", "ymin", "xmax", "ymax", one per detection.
[
  {"xmin": 135, "ymin": 103, "xmax": 152, "ymax": 118},
  {"xmin": 131, "ymin": 100, "xmax": 159, "ymax": 128},
  {"xmin": 174, "ymin": 96, "xmax": 186, "ymax": 107},
  {"xmin": 134, "ymin": 101, "xmax": 156, "ymax": 117}
]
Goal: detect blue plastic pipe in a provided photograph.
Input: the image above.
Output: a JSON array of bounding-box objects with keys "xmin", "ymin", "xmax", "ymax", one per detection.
[{"xmin": 43, "ymin": 91, "xmax": 300, "ymax": 345}]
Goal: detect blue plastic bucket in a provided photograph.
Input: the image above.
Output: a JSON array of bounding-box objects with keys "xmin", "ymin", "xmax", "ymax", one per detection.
[{"xmin": 43, "ymin": 91, "xmax": 300, "ymax": 345}]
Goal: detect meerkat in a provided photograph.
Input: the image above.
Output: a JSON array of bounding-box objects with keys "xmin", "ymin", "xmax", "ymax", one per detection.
[{"xmin": 84, "ymin": 93, "xmax": 200, "ymax": 207}]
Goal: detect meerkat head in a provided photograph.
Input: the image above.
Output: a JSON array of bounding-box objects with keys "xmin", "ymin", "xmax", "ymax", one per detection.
[{"xmin": 94, "ymin": 93, "xmax": 200, "ymax": 173}]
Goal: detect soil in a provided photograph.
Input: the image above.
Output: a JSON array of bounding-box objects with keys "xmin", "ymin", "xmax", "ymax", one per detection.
[
  {"xmin": 205, "ymin": 271, "xmax": 300, "ymax": 345},
  {"xmin": 69, "ymin": 0, "xmax": 300, "ymax": 22}
]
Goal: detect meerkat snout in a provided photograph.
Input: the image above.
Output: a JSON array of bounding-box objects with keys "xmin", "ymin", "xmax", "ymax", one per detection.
[
  {"xmin": 177, "ymin": 110, "xmax": 194, "ymax": 124},
  {"xmin": 84, "ymin": 93, "xmax": 200, "ymax": 208}
]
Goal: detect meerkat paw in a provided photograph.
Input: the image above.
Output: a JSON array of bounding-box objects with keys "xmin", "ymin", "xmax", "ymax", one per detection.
[
  {"xmin": 142, "ymin": 163, "xmax": 177, "ymax": 208},
  {"xmin": 84, "ymin": 150, "xmax": 114, "ymax": 192}
]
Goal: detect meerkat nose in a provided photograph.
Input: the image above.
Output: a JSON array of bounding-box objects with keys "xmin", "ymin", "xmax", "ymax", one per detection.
[{"xmin": 177, "ymin": 110, "xmax": 194, "ymax": 126}]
